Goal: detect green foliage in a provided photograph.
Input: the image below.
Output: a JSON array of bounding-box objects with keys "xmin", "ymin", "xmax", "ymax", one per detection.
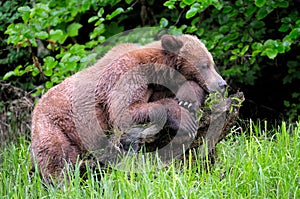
[
  {"xmin": 162, "ymin": 0, "xmax": 300, "ymax": 119},
  {"xmin": 0, "ymin": 0, "xmax": 30, "ymax": 87},
  {"xmin": 164, "ymin": 0, "xmax": 299, "ymax": 84},
  {"xmin": 3, "ymin": 0, "xmax": 133, "ymax": 95},
  {"xmin": 1, "ymin": 0, "xmax": 299, "ymax": 119}
]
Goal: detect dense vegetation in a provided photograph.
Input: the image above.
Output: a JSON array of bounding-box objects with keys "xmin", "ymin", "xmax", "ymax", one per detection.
[{"xmin": 1, "ymin": 0, "xmax": 299, "ymax": 121}]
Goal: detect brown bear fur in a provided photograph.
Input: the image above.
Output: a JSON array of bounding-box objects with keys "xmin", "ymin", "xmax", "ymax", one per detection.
[
  {"xmin": 30, "ymin": 34, "xmax": 226, "ymax": 181},
  {"xmin": 119, "ymin": 80, "xmax": 206, "ymax": 153}
]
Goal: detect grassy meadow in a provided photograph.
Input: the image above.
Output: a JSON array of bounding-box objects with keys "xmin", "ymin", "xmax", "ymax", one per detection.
[{"xmin": 0, "ymin": 120, "xmax": 299, "ymax": 198}]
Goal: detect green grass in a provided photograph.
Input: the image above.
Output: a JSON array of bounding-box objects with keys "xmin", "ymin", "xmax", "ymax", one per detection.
[{"xmin": 0, "ymin": 120, "xmax": 299, "ymax": 198}]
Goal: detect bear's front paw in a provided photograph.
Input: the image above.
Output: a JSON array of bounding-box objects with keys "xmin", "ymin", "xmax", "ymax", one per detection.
[{"xmin": 174, "ymin": 98, "xmax": 198, "ymax": 117}]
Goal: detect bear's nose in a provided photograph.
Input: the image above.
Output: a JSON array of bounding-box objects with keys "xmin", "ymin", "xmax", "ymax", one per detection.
[{"xmin": 218, "ymin": 80, "xmax": 227, "ymax": 93}]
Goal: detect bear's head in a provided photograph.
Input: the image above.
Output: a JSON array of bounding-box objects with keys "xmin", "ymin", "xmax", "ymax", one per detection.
[{"xmin": 161, "ymin": 34, "xmax": 227, "ymax": 94}]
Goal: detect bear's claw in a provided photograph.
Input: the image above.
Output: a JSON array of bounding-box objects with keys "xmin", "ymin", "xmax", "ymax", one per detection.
[{"xmin": 175, "ymin": 98, "xmax": 198, "ymax": 116}]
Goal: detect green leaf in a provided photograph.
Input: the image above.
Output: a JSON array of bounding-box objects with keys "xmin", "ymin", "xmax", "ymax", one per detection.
[
  {"xmin": 98, "ymin": 8, "xmax": 104, "ymax": 17},
  {"xmin": 288, "ymin": 28, "xmax": 300, "ymax": 40},
  {"xmin": 22, "ymin": 12, "xmax": 30, "ymax": 23},
  {"xmin": 61, "ymin": 53, "xmax": 71, "ymax": 62},
  {"xmin": 179, "ymin": 2, "xmax": 186, "ymax": 8},
  {"xmin": 235, "ymin": 0, "xmax": 243, "ymax": 7},
  {"xmin": 186, "ymin": 3, "xmax": 200, "ymax": 19},
  {"xmin": 264, "ymin": 39, "xmax": 276, "ymax": 48},
  {"xmin": 229, "ymin": 55, "xmax": 237, "ymax": 61},
  {"xmin": 263, "ymin": 48, "xmax": 278, "ymax": 59},
  {"xmin": 88, "ymin": 16, "xmax": 99, "ymax": 23},
  {"xmin": 164, "ymin": 1, "xmax": 176, "ymax": 9},
  {"xmin": 282, "ymin": 36, "xmax": 292, "ymax": 52},
  {"xmin": 222, "ymin": 6, "xmax": 232, "ymax": 14},
  {"xmin": 224, "ymin": 42, "xmax": 233, "ymax": 51},
  {"xmin": 240, "ymin": 45, "xmax": 249, "ymax": 56},
  {"xmin": 232, "ymin": 48, "xmax": 240, "ymax": 55},
  {"xmin": 187, "ymin": 25, "xmax": 197, "ymax": 33},
  {"xmin": 279, "ymin": 24, "xmax": 290, "ymax": 33},
  {"xmin": 227, "ymin": 32, "xmax": 239, "ymax": 41},
  {"xmin": 106, "ymin": 8, "xmax": 124, "ymax": 20},
  {"xmin": 250, "ymin": 20, "xmax": 265, "ymax": 29},
  {"xmin": 45, "ymin": 81, "xmax": 53, "ymax": 89},
  {"xmin": 273, "ymin": 1, "xmax": 289, "ymax": 8},
  {"xmin": 255, "ymin": 0, "xmax": 266, "ymax": 8},
  {"xmin": 25, "ymin": 65, "xmax": 34, "ymax": 72},
  {"xmin": 35, "ymin": 31, "xmax": 49, "ymax": 39},
  {"xmin": 277, "ymin": 42, "xmax": 285, "ymax": 53},
  {"xmin": 218, "ymin": 14, "xmax": 229, "ymax": 25},
  {"xmin": 252, "ymin": 50, "xmax": 261, "ymax": 57},
  {"xmin": 186, "ymin": 7, "xmax": 198, "ymax": 19},
  {"xmin": 125, "ymin": 0, "xmax": 134, "ymax": 4},
  {"xmin": 183, "ymin": 0, "xmax": 195, "ymax": 5},
  {"xmin": 196, "ymin": 28, "xmax": 204, "ymax": 36},
  {"xmin": 228, "ymin": 9, "xmax": 238, "ymax": 17},
  {"xmin": 241, "ymin": 33, "xmax": 252, "ymax": 42},
  {"xmin": 281, "ymin": 17, "xmax": 292, "ymax": 23},
  {"xmin": 126, "ymin": 7, "xmax": 133, "ymax": 12},
  {"xmin": 80, "ymin": 53, "xmax": 97, "ymax": 63},
  {"xmin": 69, "ymin": 44, "xmax": 85, "ymax": 54},
  {"xmin": 160, "ymin": 18, "xmax": 169, "ymax": 28},
  {"xmin": 257, "ymin": 7, "xmax": 268, "ymax": 20},
  {"xmin": 49, "ymin": 29, "xmax": 64, "ymax": 43},
  {"xmin": 44, "ymin": 56, "xmax": 57, "ymax": 70},
  {"xmin": 18, "ymin": 6, "xmax": 31, "ymax": 12},
  {"xmin": 64, "ymin": 62, "xmax": 76, "ymax": 70},
  {"xmin": 69, "ymin": 55, "xmax": 81, "ymax": 63},
  {"xmin": 32, "ymin": 67, "xmax": 40, "ymax": 77},
  {"xmin": 67, "ymin": 23, "xmax": 82, "ymax": 37},
  {"xmin": 245, "ymin": 6, "xmax": 257, "ymax": 17},
  {"xmin": 13, "ymin": 65, "xmax": 23, "ymax": 75},
  {"xmin": 95, "ymin": 18, "xmax": 105, "ymax": 26},
  {"xmin": 3, "ymin": 71, "xmax": 15, "ymax": 80},
  {"xmin": 219, "ymin": 25, "xmax": 229, "ymax": 33},
  {"xmin": 51, "ymin": 76, "xmax": 60, "ymax": 83},
  {"xmin": 283, "ymin": 100, "xmax": 290, "ymax": 107},
  {"xmin": 44, "ymin": 69, "xmax": 53, "ymax": 77},
  {"xmin": 214, "ymin": 2, "xmax": 223, "ymax": 10}
]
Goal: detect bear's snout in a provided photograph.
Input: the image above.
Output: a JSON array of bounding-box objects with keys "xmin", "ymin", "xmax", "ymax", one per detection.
[{"xmin": 218, "ymin": 80, "xmax": 227, "ymax": 94}]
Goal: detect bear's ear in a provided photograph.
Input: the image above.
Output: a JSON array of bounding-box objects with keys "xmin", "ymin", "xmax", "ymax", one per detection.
[{"xmin": 161, "ymin": 35, "xmax": 183, "ymax": 53}]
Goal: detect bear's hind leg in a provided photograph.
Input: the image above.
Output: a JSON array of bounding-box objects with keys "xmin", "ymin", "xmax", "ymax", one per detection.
[{"xmin": 31, "ymin": 117, "xmax": 81, "ymax": 183}]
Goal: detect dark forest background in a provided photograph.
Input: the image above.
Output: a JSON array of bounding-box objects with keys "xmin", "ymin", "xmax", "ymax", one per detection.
[{"xmin": 0, "ymin": 0, "xmax": 299, "ymax": 143}]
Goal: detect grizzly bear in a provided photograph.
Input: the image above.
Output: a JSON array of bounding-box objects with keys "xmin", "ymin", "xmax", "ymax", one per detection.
[{"xmin": 30, "ymin": 34, "xmax": 227, "ymax": 181}]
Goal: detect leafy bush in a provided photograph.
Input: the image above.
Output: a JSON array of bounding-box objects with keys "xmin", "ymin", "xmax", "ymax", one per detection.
[
  {"xmin": 3, "ymin": 0, "xmax": 135, "ymax": 96},
  {"xmin": 161, "ymin": 0, "xmax": 300, "ymax": 119},
  {"xmin": 0, "ymin": 0, "xmax": 31, "ymax": 88},
  {"xmin": 2, "ymin": 0, "xmax": 299, "ymax": 120}
]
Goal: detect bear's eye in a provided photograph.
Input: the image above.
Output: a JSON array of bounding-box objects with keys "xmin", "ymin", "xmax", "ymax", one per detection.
[{"xmin": 202, "ymin": 64, "xmax": 209, "ymax": 70}]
